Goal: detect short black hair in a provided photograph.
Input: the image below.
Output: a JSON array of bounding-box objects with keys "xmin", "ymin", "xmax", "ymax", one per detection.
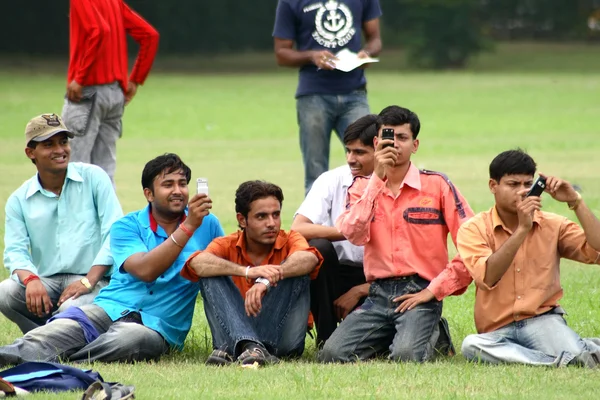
[
  {"xmin": 343, "ymin": 114, "xmax": 378, "ymax": 147},
  {"xmin": 489, "ymin": 149, "xmax": 537, "ymax": 182},
  {"xmin": 235, "ymin": 180, "xmax": 284, "ymax": 229},
  {"xmin": 141, "ymin": 153, "xmax": 191, "ymax": 192},
  {"xmin": 26, "ymin": 140, "xmax": 37, "ymax": 164},
  {"xmin": 377, "ymin": 105, "xmax": 421, "ymax": 139}
]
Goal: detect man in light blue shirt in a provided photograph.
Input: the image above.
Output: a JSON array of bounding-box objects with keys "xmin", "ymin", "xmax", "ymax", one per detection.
[
  {"xmin": 0, "ymin": 113, "xmax": 123, "ymax": 333},
  {"xmin": 0, "ymin": 153, "xmax": 224, "ymax": 365}
]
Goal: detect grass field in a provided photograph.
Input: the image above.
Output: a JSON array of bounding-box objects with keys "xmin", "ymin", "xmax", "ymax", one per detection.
[{"xmin": 0, "ymin": 43, "xmax": 599, "ymax": 399}]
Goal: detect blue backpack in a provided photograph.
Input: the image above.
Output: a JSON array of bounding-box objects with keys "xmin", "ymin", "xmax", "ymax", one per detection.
[{"xmin": 0, "ymin": 362, "xmax": 103, "ymax": 393}]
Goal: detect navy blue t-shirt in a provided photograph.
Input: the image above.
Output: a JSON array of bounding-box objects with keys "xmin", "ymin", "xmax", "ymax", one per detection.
[{"xmin": 273, "ymin": 0, "xmax": 382, "ymax": 97}]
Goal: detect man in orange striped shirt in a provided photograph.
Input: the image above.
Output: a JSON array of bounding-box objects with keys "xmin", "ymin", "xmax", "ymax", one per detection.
[
  {"xmin": 320, "ymin": 105, "xmax": 474, "ymax": 363},
  {"xmin": 62, "ymin": 0, "xmax": 159, "ymax": 185},
  {"xmin": 458, "ymin": 149, "xmax": 600, "ymax": 367},
  {"xmin": 182, "ymin": 181, "xmax": 322, "ymax": 366}
]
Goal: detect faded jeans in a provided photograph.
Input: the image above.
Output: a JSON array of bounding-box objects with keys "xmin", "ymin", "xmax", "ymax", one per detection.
[
  {"xmin": 199, "ymin": 275, "xmax": 310, "ymax": 358},
  {"xmin": 296, "ymin": 90, "xmax": 370, "ymax": 194},
  {"xmin": 462, "ymin": 308, "xmax": 600, "ymax": 367},
  {"xmin": 319, "ymin": 275, "xmax": 443, "ymax": 363},
  {"xmin": 0, "ymin": 305, "xmax": 169, "ymax": 367},
  {"xmin": 0, "ymin": 274, "xmax": 109, "ymax": 334},
  {"xmin": 62, "ymin": 82, "xmax": 125, "ymax": 185}
]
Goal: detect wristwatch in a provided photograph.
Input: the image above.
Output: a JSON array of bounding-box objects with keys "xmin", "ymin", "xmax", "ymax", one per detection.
[
  {"xmin": 255, "ymin": 277, "xmax": 271, "ymax": 291},
  {"xmin": 80, "ymin": 277, "xmax": 93, "ymax": 291}
]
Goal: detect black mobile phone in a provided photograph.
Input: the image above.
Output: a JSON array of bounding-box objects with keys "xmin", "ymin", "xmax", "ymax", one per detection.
[
  {"xmin": 526, "ymin": 176, "xmax": 547, "ymax": 197},
  {"xmin": 381, "ymin": 128, "xmax": 395, "ymax": 148}
]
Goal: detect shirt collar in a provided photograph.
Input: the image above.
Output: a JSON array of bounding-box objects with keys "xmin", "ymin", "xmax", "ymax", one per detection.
[
  {"xmin": 25, "ymin": 163, "xmax": 83, "ymax": 199},
  {"xmin": 491, "ymin": 206, "xmax": 542, "ymax": 232},
  {"xmin": 402, "ymin": 163, "xmax": 422, "ymax": 191},
  {"xmin": 140, "ymin": 204, "xmax": 188, "ymax": 234},
  {"xmin": 235, "ymin": 230, "xmax": 288, "ymax": 262}
]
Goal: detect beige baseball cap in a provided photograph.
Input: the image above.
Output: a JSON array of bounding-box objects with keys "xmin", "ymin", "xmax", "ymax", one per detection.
[{"xmin": 25, "ymin": 113, "xmax": 74, "ymax": 146}]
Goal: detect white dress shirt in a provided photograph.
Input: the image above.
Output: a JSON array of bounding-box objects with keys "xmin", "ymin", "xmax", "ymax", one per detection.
[{"xmin": 295, "ymin": 165, "xmax": 364, "ymax": 267}]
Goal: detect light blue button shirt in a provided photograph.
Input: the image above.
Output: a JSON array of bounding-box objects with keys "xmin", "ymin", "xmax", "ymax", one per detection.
[
  {"xmin": 3, "ymin": 162, "xmax": 123, "ymax": 278},
  {"xmin": 94, "ymin": 205, "xmax": 225, "ymax": 349}
]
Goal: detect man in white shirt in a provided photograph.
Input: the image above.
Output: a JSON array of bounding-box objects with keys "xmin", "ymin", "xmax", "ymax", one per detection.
[{"xmin": 292, "ymin": 114, "xmax": 378, "ymax": 347}]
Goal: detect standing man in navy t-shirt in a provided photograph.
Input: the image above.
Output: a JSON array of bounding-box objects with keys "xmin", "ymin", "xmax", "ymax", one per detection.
[{"xmin": 273, "ymin": 0, "xmax": 383, "ymax": 195}]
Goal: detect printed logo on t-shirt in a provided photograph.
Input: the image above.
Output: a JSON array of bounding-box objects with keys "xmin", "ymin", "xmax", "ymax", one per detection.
[{"xmin": 304, "ymin": 0, "xmax": 356, "ymax": 49}]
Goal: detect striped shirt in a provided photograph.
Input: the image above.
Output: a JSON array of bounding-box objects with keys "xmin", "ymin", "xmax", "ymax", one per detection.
[{"xmin": 68, "ymin": 0, "xmax": 159, "ymax": 92}]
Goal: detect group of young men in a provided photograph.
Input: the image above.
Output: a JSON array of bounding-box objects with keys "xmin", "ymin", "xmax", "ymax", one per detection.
[
  {"xmin": 1, "ymin": 0, "xmax": 598, "ymax": 370},
  {"xmin": 1, "ymin": 104, "xmax": 599, "ymax": 369}
]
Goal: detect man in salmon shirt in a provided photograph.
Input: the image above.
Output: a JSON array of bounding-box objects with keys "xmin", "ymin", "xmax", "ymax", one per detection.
[
  {"xmin": 62, "ymin": 0, "xmax": 159, "ymax": 185},
  {"xmin": 458, "ymin": 149, "xmax": 600, "ymax": 367},
  {"xmin": 319, "ymin": 105, "xmax": 474, "ymax": 363},
  {"xmin": 182, "ymin": 180, "xmax": 323, "ymax": 366}
]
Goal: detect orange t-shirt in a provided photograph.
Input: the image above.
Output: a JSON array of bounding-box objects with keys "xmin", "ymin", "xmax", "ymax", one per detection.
[{"xmin": 181, "ymin": 230, "xmax": 322, "ymax": 326}]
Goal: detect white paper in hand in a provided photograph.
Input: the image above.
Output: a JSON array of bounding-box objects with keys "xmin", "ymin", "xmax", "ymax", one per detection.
[{"xmin": 333, "ymin": 49, "xmax": 379, "ymax": 72}]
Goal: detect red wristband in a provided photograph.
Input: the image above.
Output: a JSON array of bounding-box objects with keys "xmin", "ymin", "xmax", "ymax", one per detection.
[
  {"xmin": 23, "ymin": 274, "xmax": 40, "ymax": 286},
  {"xmin": 179, "ymin": 224, "xmax": 193, "ymax": 238}
]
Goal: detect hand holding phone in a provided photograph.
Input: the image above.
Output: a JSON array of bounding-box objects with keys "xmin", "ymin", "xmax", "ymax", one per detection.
[
  {"xmin": 381, "ymin": 128, "xmax": 395, "ymax": 148},
  {"xmin": 196, "ymin": 178, "xmax": 209, "ymax": 196},
  {"xmin": 526, "ymin": 176, "xmax": 547, "ymax": 197}
]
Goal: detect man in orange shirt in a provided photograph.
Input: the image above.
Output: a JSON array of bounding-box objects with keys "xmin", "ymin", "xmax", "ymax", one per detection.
[
  {"xmin": 182, "ymin": 181, "xmax": 322, "ymax": 366},
  {"xmin": 458, "ymin": 149, "xmax": 600, "ymax": 367},
  {"xmin": 320, "ymin": 105, "xmax": 474, "ymax": 363}
]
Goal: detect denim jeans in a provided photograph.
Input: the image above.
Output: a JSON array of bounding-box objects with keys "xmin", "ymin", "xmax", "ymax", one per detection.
[
  {"xmin": 62, "ymin": 82, "xmax": 125, "ymax": 185},
  {"xmin": 319, "ymin": 275, "xmax": 443, "ymax": 363},
  {"xmin": 0, "ymin": 275, "xmax": 109, "ymax": 334},
  {"xmin": 296, "ymin": 90, "xmax": 370, "ymax": 194},
  {"xmin": 199, "ymin": 275, "xmax": 310, "ymax": 358},
  {"xmin": 462, "ymin": 308, "xmax": 600, "ymax": 367},
  {"xmin": 0, "ymin": 305, "xmax": 169, "ymax": 367},
  {"xmin": 309, "ymin": 238, "xmax": 366, "ymax": 347}
]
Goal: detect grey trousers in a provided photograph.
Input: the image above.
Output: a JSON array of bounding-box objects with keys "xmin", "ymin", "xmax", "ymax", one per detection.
[
  {"xmin": 0, "ymin": 304, "xmax": 169, "ymax": 366},
  {"xmin": 0, "ymin": 274, "xmax": 108, "ymax": 334},
  {"xmin": 62, "ymin": 82, "xmax": 125, "ymax": 185}
]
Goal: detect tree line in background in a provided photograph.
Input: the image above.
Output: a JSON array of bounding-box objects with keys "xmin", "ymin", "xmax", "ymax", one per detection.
[{"xmin": 2, "ymin": 0, "xmax": 599, "ymax": 69}]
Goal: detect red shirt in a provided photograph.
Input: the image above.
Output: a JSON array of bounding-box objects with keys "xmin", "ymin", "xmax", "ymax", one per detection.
[
  {"xmin": 68, "ymin": 0, "xmax": 159, "ymax": 92},
  {"xmin": 336, "ymin": 163, "xmax": 474, "ymax": 300}
]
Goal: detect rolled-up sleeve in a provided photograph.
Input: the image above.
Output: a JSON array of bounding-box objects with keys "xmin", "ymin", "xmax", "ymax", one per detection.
[{"xmin": 457, "ymin": 221, "xmax": 496, "ymax": 291}]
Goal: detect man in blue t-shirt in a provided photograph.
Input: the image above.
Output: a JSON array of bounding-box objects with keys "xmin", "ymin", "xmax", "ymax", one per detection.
[
  {"xmin": 273, "ymin": 0, "xmax": 382, "ymax": 194},
  {"xmin": 0, "ymin": 153, "xmax": 224, "ymax": 365}
]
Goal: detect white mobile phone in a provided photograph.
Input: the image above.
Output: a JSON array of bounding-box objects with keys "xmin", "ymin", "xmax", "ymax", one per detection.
[{"xmin": 196, "ymin": 178, "xmax": 209, "ymax": 196}]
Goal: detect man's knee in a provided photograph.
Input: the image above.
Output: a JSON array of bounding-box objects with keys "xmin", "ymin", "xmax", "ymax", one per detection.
[
  {"xmin": 461, "ymin": 334, "xmax": 481, "ymax": 360},
  {"xmin": 308, "ymin": 238, "xmax": 336, "ymax": 263},
  {"xmin": 0, "ymin": 279, "xmax": 24, "ymax": 312},
  {"xmin": 390, "ymin": 343, "xmax": 431, "ymax": 363},
  {"xmin": 318, "ymin": 334, "xmax": 353, "ymax": 363}
]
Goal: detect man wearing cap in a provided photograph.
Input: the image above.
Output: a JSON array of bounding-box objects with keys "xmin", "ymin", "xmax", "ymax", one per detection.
[{"xmin": 0, "ymin": 113, "xmax": 123, "ymax": 334}]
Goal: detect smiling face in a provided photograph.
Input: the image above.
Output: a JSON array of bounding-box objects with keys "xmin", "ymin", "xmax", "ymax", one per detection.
[
  {"xmin": 25, "ymin": 132, "xmax": 70, "ymax": 173},
  {"xmin": 345, "ymin": 139, "xmax": 375, "ymax": 177},
  {"xmin": 237, "ymin": 196, "xmax": 281, "ymax": 248},
  {"xmin": 144, "ymin": 169, "xmax": 189, "ymax": 219}
]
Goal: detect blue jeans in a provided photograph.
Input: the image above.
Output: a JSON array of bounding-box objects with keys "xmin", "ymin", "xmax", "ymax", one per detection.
[
  {"xmin": 0, "ymin": 275, "xmax": 109, "ymax": 334},
  {"xmin": 296, "ymin": 90, "xmax": 370, "ymax": 194},
  {"xmin": 198, "ymin": 275, "xmax": 310, "ymax": 358},
  {"xmin": 319, "ymin": 276, "xmax": 443, "ymax": 363},
  {"xmin": 0, "ymin": 305, "xmax": 169, "ymax": 366},
  {"xmin": 462, "ymin": 308, "xmax": 600, "ymax": 367}
]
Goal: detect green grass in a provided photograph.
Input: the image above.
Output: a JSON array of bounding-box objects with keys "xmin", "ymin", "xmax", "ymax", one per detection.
[{"xmin": 1, "ymin": 43, "xmax": 600, "ymax": 398}]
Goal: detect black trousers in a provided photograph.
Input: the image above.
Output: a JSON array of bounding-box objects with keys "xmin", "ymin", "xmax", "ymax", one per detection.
[{"xmin": 309, "ymin": 238, "xmax": 367, "ymax": 347}]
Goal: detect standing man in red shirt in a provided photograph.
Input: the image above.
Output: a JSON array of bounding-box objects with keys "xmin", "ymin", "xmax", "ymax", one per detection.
[{"xmin": 62, "ymin": 0, "xmax": 159, "ymax": 185}]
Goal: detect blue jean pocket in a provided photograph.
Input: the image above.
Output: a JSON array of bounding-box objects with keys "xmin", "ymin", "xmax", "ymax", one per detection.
[{"xmin": 62, "ymin": 92, "xmax": 96, "ymax": 136}]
